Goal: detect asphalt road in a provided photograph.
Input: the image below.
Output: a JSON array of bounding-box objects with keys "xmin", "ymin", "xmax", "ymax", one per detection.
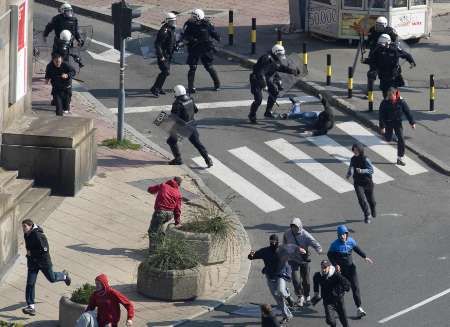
[{"xmin": 34, "ymin": 4, "xmax": 450, "ymax": 327}]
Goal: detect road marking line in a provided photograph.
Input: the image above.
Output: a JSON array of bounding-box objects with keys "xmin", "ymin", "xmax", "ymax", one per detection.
[
  {"xmin": 266, "ymin": 138, "xmax": 354, "ymax": 193},
  {"xmin": 306, "ymin": 135, "xmax": 394, "ymax": 184},
  {"xmin": 192, "ymin": 155, "xmax": 284, "ymax": 213},
  {"xmin": 229, "ymin": 146, "xmax": 321, "ymax": 203},
  {"xmin": 378, "ymin": 288, "xmax": 450, "ymax": 323},
  {"xmin": 336, "ymin": 122, "xmax": 427, "ymax": 175},
  {"xmin": 109, "ymin": 96, "xmax": 319, "ymax": 114}
]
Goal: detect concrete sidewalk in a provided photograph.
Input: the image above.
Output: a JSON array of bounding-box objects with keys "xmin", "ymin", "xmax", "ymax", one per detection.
[{"xmin": 0, "ymin": 77, "xmax": 250, "ymax": 326}]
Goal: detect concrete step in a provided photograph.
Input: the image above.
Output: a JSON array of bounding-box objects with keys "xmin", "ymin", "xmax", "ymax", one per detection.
[
  {"xmin": 0, "ymin": 168, "xmax": 18, "ymax": 192},
  {"xmin": 3, "ymin": 178, "xmax": 34, "ymax": 208},
  {"xmin": 17, "ymin": 187, "xmax": 52, "ymax": 222}
]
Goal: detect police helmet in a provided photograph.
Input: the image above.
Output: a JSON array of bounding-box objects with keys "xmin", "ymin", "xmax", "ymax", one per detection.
[
  {"xmin": 377, "ymin": 33, "xmax": 391, "ymax": 46},
  {"xmin": 165, "ymin": 12, "xmax": 177, "ymax": 22},
  {"xmin": 375, "ymin": 16, "xmax": 388, "ymax": 31},
  {"xmin": 59, "ymin": 30, "xmax": 72, "ymax": 42},
  {"xmin": 271, "ymin": 44, "xmax": 286, "ymax": 59},
  {"xmin": 60, "ymin": 3, "xmax": 73, "ymax": 17},
  {"xmin": 191, "ymin": 8, "xmax": 205, "ymax": 21},
  {"xmin": 174, "ymin": 85, "xmax": 187, "ymax": 97}
]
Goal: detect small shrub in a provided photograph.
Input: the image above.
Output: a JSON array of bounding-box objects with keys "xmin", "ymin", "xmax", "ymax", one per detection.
[
  {"xmin": 100, "ymin": 138, "xmax": 141, "ymax": 150},
  {"xmin": 0, "ymin": 322, "xmax": 24, "ymax": 327},
  {"xmin": 70, "ymin": 283, "xmax": 96, "ymax": 305}
]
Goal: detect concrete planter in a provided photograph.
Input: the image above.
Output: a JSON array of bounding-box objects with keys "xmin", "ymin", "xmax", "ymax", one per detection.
[
  {"xmin": 137, "ymin": 262, "xmax": 203, "ymax": 301},
  {"xmin": 59, "ymin": 295, "xmax": 86, "ymax": 327},
  {"xmin": 167, "ymin": 227, "xmax": 227, "ymax": 265}
]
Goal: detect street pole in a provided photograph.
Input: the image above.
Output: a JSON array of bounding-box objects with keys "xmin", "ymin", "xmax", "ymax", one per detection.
[{"xmin": 117, "ymin": 36, "xmax": 126, "ymax": 141}]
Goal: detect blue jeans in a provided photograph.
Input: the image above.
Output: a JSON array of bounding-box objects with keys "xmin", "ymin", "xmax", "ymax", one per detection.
[
  {"xmin": 266, "ymin": 277, "xmax": 293, "ymax": 319},
  {"xmin": 26, "ymin": 266, "xmax": 65, "ymax": 305}
]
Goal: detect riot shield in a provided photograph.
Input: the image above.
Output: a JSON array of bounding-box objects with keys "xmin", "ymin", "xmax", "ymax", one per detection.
[{"xmin": 153, "ymin": 111, "xmax": 195, "ymax": 140}]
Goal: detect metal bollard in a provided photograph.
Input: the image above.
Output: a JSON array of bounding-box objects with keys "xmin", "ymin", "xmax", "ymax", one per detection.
[
  {"xmin": 326, "ymin": 54, "xmax": 332, "ymax": 85},
  {"xmin": 348, "ymin": 67, "xmax": 353, "ymax": 98},
  {"xmin": 368, "ymin": 78, "xmax": 374, "ymax": 112},
  {"xmin": 277, "ymin": 28, "xmax": 282, "ymax": 46},
  {"xmin": 228, "ymin": 10, "xmax": 234, "ymax": 46},
  {"xmin": 251, "ymin": 18, "xmax": 256, "ymax": 54},
  {"xmin": 302, "ymin": 43, "xmax": 308, "ymax": 73},
  {"xmin": 429, "ymin": 74, "xmax": 435, "ymax": 111}
]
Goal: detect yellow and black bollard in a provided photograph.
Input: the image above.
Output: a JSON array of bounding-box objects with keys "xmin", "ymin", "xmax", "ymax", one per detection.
[
  {"xmin": 302, "ymin": 43, "xmax": 308, "ymax": 73},
  {"xmin": 429, "ymin": 74, "xmax": 435, "ymax": 111},
  {"xmin": 251, "ymin": 18, "xmax": 256, "ymax": 54},
  {"xmin": 326, "ymin": 54, "xmax": 332, "ymax": 85},
  {"xmin": 277, "ymin": 28, "xmax": 282, "ymax": 46},
  {"xmin": 228, "ymin": 10, "xmax": 234, "ymax": 46},
  {"xmin": 368, "ymin": 78, "xmax": 374, "ymax": 112},
  {"xmin": 348, "ymin": 66, "xmax": 353, "ymax": 98}
]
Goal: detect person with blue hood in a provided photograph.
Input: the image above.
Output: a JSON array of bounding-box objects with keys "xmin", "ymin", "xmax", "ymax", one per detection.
[{"xmin": 327, "ymin": 225, "xmax": 374, "ymax": 319}]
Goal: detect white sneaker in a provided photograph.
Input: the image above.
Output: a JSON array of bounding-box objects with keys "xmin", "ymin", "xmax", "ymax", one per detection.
[
  {"xmin": 297, "ymin": 295, "xmax": 305, "ymax": 307},
  {"xmin": 357, "ymin": 307, "xmax": 367, "ymax": 318},
  {"xmin": 63, "ymin": 110, "xmax": 69, "ymax": 114},
  {"xmin": 305, "ymin": 295, "xmax": 312, "ymax": 306}
]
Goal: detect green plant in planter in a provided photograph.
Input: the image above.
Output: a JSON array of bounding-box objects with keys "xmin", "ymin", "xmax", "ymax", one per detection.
[
  {"xmin": 70, "ymin": 283, "xmax": 96, "ymax": 305},
  {"xmin": 181, "ymin": 204, "xmax": 235, "ymax": 240},
  {"xmin": 0, "ymin": 322, "xmax": 24, "ymax": 327},
  {"xmin": 143, "ymin": 234, "xmax": 198, "ymax": 272}
]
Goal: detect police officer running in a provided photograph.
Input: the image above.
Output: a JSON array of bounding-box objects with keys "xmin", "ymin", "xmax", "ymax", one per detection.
[
  {"xmin": 150, "ymin": 13, "xmax": 177, "ymax": 97},
  {"xmin": 367, "ymin": 34, "xmax": 416, "ymax": 98},
  {"xmin": 248, "ymin": 45, "xmax": 299, "ymax": 124},
  {"xmin": 311, "ymin": 260, "xmax": 351, "ymax": 327},
  {"xmin": 53, "ymin": 30, "xmax": 84, "ymax": 68},
  {"xmin": 327, "ymin": 225, "xmax": 374, "ymax": 318},
  {"xmin": 366, "ymin": 16, "xmax": 398, "ymax": 53},
  {"xmin": 183, "ymin": 9, "xmax": 221, "ymax": 93},
  {"xmin": 166, "ymin": 85, "xmax": 213, "ymax": 167},
  {"xmin": 44, "ymin": 3, "xmax": 83, "ymax": 48}
]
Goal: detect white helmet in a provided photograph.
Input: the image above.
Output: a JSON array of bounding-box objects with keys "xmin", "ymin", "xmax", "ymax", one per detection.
[
  {"xmin": 377, "ymin": 33, "xmax": 391, "ymax": 45},
  {"xmin": 59, "ymin": 2, "xmax": 72, "ymax": 12},
  {"xmin": 165, "ymin": 12, "xmax": 177, "ymax": 22},
  {"xmin": 375, "ymin": 16, "xmax": 388, "ymax": 31},
  {"xmin": 192, "ymin": 8, "xmax": 205, "ymax": 21},
  {"xmin": 59, "ymin": 30, "xmax": 72, "ymax": 42},
  {"xmin": 272, "ymin": 44, "xmax": 286, "ymax": 59},
  {"xmin": 174, "ymin": 85, "xmax": 187, "ymax": 97}
]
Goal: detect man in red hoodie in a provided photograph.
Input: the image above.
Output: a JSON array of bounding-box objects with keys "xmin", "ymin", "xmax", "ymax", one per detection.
[
  {"xmin": 86, "ymin": 274, "xmax": 134, "ymax": 327},
  {"xmin": 147, "ymin": 176, "xmax": 183, "ymax": 245}
]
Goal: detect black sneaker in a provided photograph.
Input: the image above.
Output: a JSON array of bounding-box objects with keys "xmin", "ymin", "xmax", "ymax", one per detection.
[
  {"xmin": 397, "ymin": 158, "xmax": 406, "ymax": 166},
  {"xmin": 248, "ymin": 115, "xmax": 257, "ymax": 124},
  {"xmin": 264, "ymin": 111, "xmax": 275, "ymax": 118},
  {"xmin": 213, "ymin": 85, "xmax": 221, "ymax": 91},
  {"xmin": 150, "ymin": 88, "xmax": 159, "ymax": 97},
  {"xmin": 159, "ymin": 89, "xmax": 166, "ymax": 95},
  {"xmin": 22, "ymin": 306, "xmax": 36, "ymax": 316},
  {"xmin": 168, "ymin": 159, "xmax": 183, "ymax": 165},
  {"xmin": 63, "ymin": 270, "xmax": 71, "ymax": 286},
  {"xmin": 371, "ymin": 208, "xmax": 377, "ymax": 218},
  {"xmin": 188, "ymin": 88, "xmax": 196, "ymax": 94},
  {"xmin": 205, "ymin": 157, "xmax": 213, "ymax": 168}
]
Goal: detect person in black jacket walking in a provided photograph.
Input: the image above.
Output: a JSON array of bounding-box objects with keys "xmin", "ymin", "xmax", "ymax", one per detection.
[
  {"xmin": 21, "ymin": 219, "xmax": 71, "ymax": 316},
  {"xmin": 312, "ymin": 260, "xmax": 351, "ymax": 327},
  {"xmin": 45, "ymin": 52, "xmax": 76, "ymax": 115},
  {"xmin": 379, "ymin": 87, "xmax": 416, "ymax": 166},
  {"xmin": 346, "ymin": 143, "xmax": 376, "ymax": 224},
  {"xmin": 166, "ymin": 85, "xmax": 213, "ymax": 167},
  {"xmin": 44, "ymin": 3, "xmax": 83, "ymax": 48},
  {"xmin": 150, "ymin": 13, "xmax": 177, "ymax": 97}
]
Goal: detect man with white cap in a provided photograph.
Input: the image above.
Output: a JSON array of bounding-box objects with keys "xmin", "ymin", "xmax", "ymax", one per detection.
[{"xmin": 283, "ymin": 217, "xmax": 322, "ymax": 307}]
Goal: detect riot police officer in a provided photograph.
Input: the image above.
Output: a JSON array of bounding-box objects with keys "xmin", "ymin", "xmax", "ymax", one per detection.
[
  {"xmin": 182, "ymin": 9, "xmax": 221, "ymax": 94},
  {"xmin": 366, "ymin": 16, "xmax": 398, "ymax": 52},
  {"xmin": 44, "ymin": 3, "xmax": 83, "ymax": 48},
  {"xmin": 248, "ymin": 44, "xmax": 299, "ymax": 124},
  {"xmin": 367, "ymin": 34, "xmax": 415, "ymax": 98},
  {"xmin": 53, "ymin": 30, "xmax": 84, "ymax": 68},
  {"xmin": 167, "ymin": 85, "xmax": 213, "ymax": 167}
]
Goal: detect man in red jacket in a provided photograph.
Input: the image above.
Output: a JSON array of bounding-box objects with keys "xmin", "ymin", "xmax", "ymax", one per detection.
[
  {"xmin": 86, "ymin": 274, "xmax": 134, "ymax": 327},
  {"xmin": 147, "ymin": 176, "xmax": 183, "ymax": 246}
]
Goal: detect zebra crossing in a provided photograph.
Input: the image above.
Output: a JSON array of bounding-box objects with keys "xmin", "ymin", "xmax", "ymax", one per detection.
[{"xmin": 192, "ymin": 122, "xmax": 428, "ymax": 213}]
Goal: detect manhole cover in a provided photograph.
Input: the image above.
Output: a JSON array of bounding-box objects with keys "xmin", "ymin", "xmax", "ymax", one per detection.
[{"xmin": 127, "ymin": 178, "xmax": 200, "ymax": 202}]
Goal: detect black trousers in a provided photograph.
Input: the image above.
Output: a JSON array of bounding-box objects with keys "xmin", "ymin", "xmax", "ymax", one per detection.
[
  {"xmin": 151, "ymin": 59, "xmax": 171, "ymax": 91},
  {"xmin": 166, "ymin": 128, "xmax": 208, "ymax": 161},
  {"xmin": 384, "ymin": 121, "xmax": 405, "ymax": 157},
  {"xmin": 187, "ymin": 49, "xmax": 220, "ymax": 89},
  {"xmin": 53, "ymin": 89, "xmax": 72, "ymax": 116},
  {"xmin": 354, "ymin": 182, "xmax": 376, "ymax": 218},
  {"xmin": 289, "ymin": 261, "xmax": 310, "ymax": 297},
  {"xmin": 324, "ymin": 299, "xmax": 349, "ymax": 327},
  {"xmin": 249, "ymin": 75, "xmax": 279, "ymax": 117},
  {"xmin": 341, "ymin": 264, "xmax": 361, "ymax": 308}
]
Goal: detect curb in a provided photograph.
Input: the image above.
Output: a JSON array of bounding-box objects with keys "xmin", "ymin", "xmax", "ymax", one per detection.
[{"xmin": 72, "ymin": 81, "xmax": 252, "ymax": 327}]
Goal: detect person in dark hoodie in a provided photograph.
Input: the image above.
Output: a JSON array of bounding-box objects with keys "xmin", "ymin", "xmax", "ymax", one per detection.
[
  {"xmin": 261, "ymin": 303, "xmax": 281, "ymax": 327},
  {"xmin": 312, "ymin": 259, "xmax": 351, "ymax": 327},
  {"xmin": 328, "ymin": 225, "xmax": 374, "ymax": 319},
  {"xmin": 379, "ymin": 87, "xmax": 416, "ymax": 166},
  {"xmin": 346, "ymin": 143, "xmax": 376, "ymax": 224},
  {"xmin": 21, "ymin": 219, "xmax": 71, "ymax": 316},
  {"xmin": 86, "ymin": 274, "xmax": 134, "ymax": 327}
]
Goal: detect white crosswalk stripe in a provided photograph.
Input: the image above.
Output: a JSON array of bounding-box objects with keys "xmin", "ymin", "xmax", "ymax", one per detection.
[
  {"xmin": 306, "ymin": 135, "xmax": 394, "ymax": 184},
  {"xmin": 265, "ymin": 138, "xmax": 354, "ymax": 193},
  {"xmin": 192, "ymin": 155, "xmax": 284, "ymax": 213},
  {"xmin": 336, "ymin": 122, "xmax": 428, "ymax": 176},
  {"xmin": 228, "ymin": 146, "xmax": 321, "ymax": 203}
]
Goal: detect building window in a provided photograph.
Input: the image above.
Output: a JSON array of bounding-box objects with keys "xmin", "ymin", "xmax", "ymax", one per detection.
[
  {"xmin": 393, "ymin": 0, "xmax": 407, "ymax": 7},
  {"xmin": 344, "ymin": 0, "xmax": 363, "ymax": 8},
  {"xmin": 411, "ymin": 0, "xmax": 426, "ymax": 5},
  {"xmin": 371, "ymin": 0, "xmax": 387, "ymax": 9}
]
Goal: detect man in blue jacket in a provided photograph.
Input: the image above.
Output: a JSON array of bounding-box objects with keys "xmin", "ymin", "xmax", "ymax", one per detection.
[{"xmin": 327, "ymin": 225, "xmax": 374, "ymax": 318}]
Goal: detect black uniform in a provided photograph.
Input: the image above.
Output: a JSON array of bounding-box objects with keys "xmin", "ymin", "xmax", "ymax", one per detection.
[
  {"xmin": 249, "ymin": 53, "xmax": 298, "ymax": 122},
  {"xmin": 366, "ymin": 26, "xmax": 398, "ymax": 52},
  {"xmin": 312, "ymin": 98, "xmax": 335, "ymax": 136},
  {"xmin": 45, "ymin": 60, "xmax": 76, "ymax": 115},
  {"xmin": 52, "ymin": 38, "xmax": 83, "ymax": 68},
  {"xmin": 313, "ymin": 269, "xmax": 351, "ymax": 327},
  {"xmin": 44, "ymin": 13, "xmax": 81, "ymax": 46},
  {"xmin": 150, "ymin": 23, "xmax": 176, "ymax": 94},
  {"xmin": 379, "ymin": 94, "xmax": 415, "ymax": 158},
  {"xmin": 183, "ymin": 18, "xmax": 220, "ymax": 91},
  {"xmin": 167, "ymin": 95, "xmax": 212, "ymax": 166},
  {"xmin": 368, "ymin": 44, "xmax": 415, "ymax": 98}
]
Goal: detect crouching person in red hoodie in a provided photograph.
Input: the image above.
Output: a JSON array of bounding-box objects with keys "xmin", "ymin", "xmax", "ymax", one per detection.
[{"xmin": 86, "ymin": 274, "xmax": 134, "ymax": 327}]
